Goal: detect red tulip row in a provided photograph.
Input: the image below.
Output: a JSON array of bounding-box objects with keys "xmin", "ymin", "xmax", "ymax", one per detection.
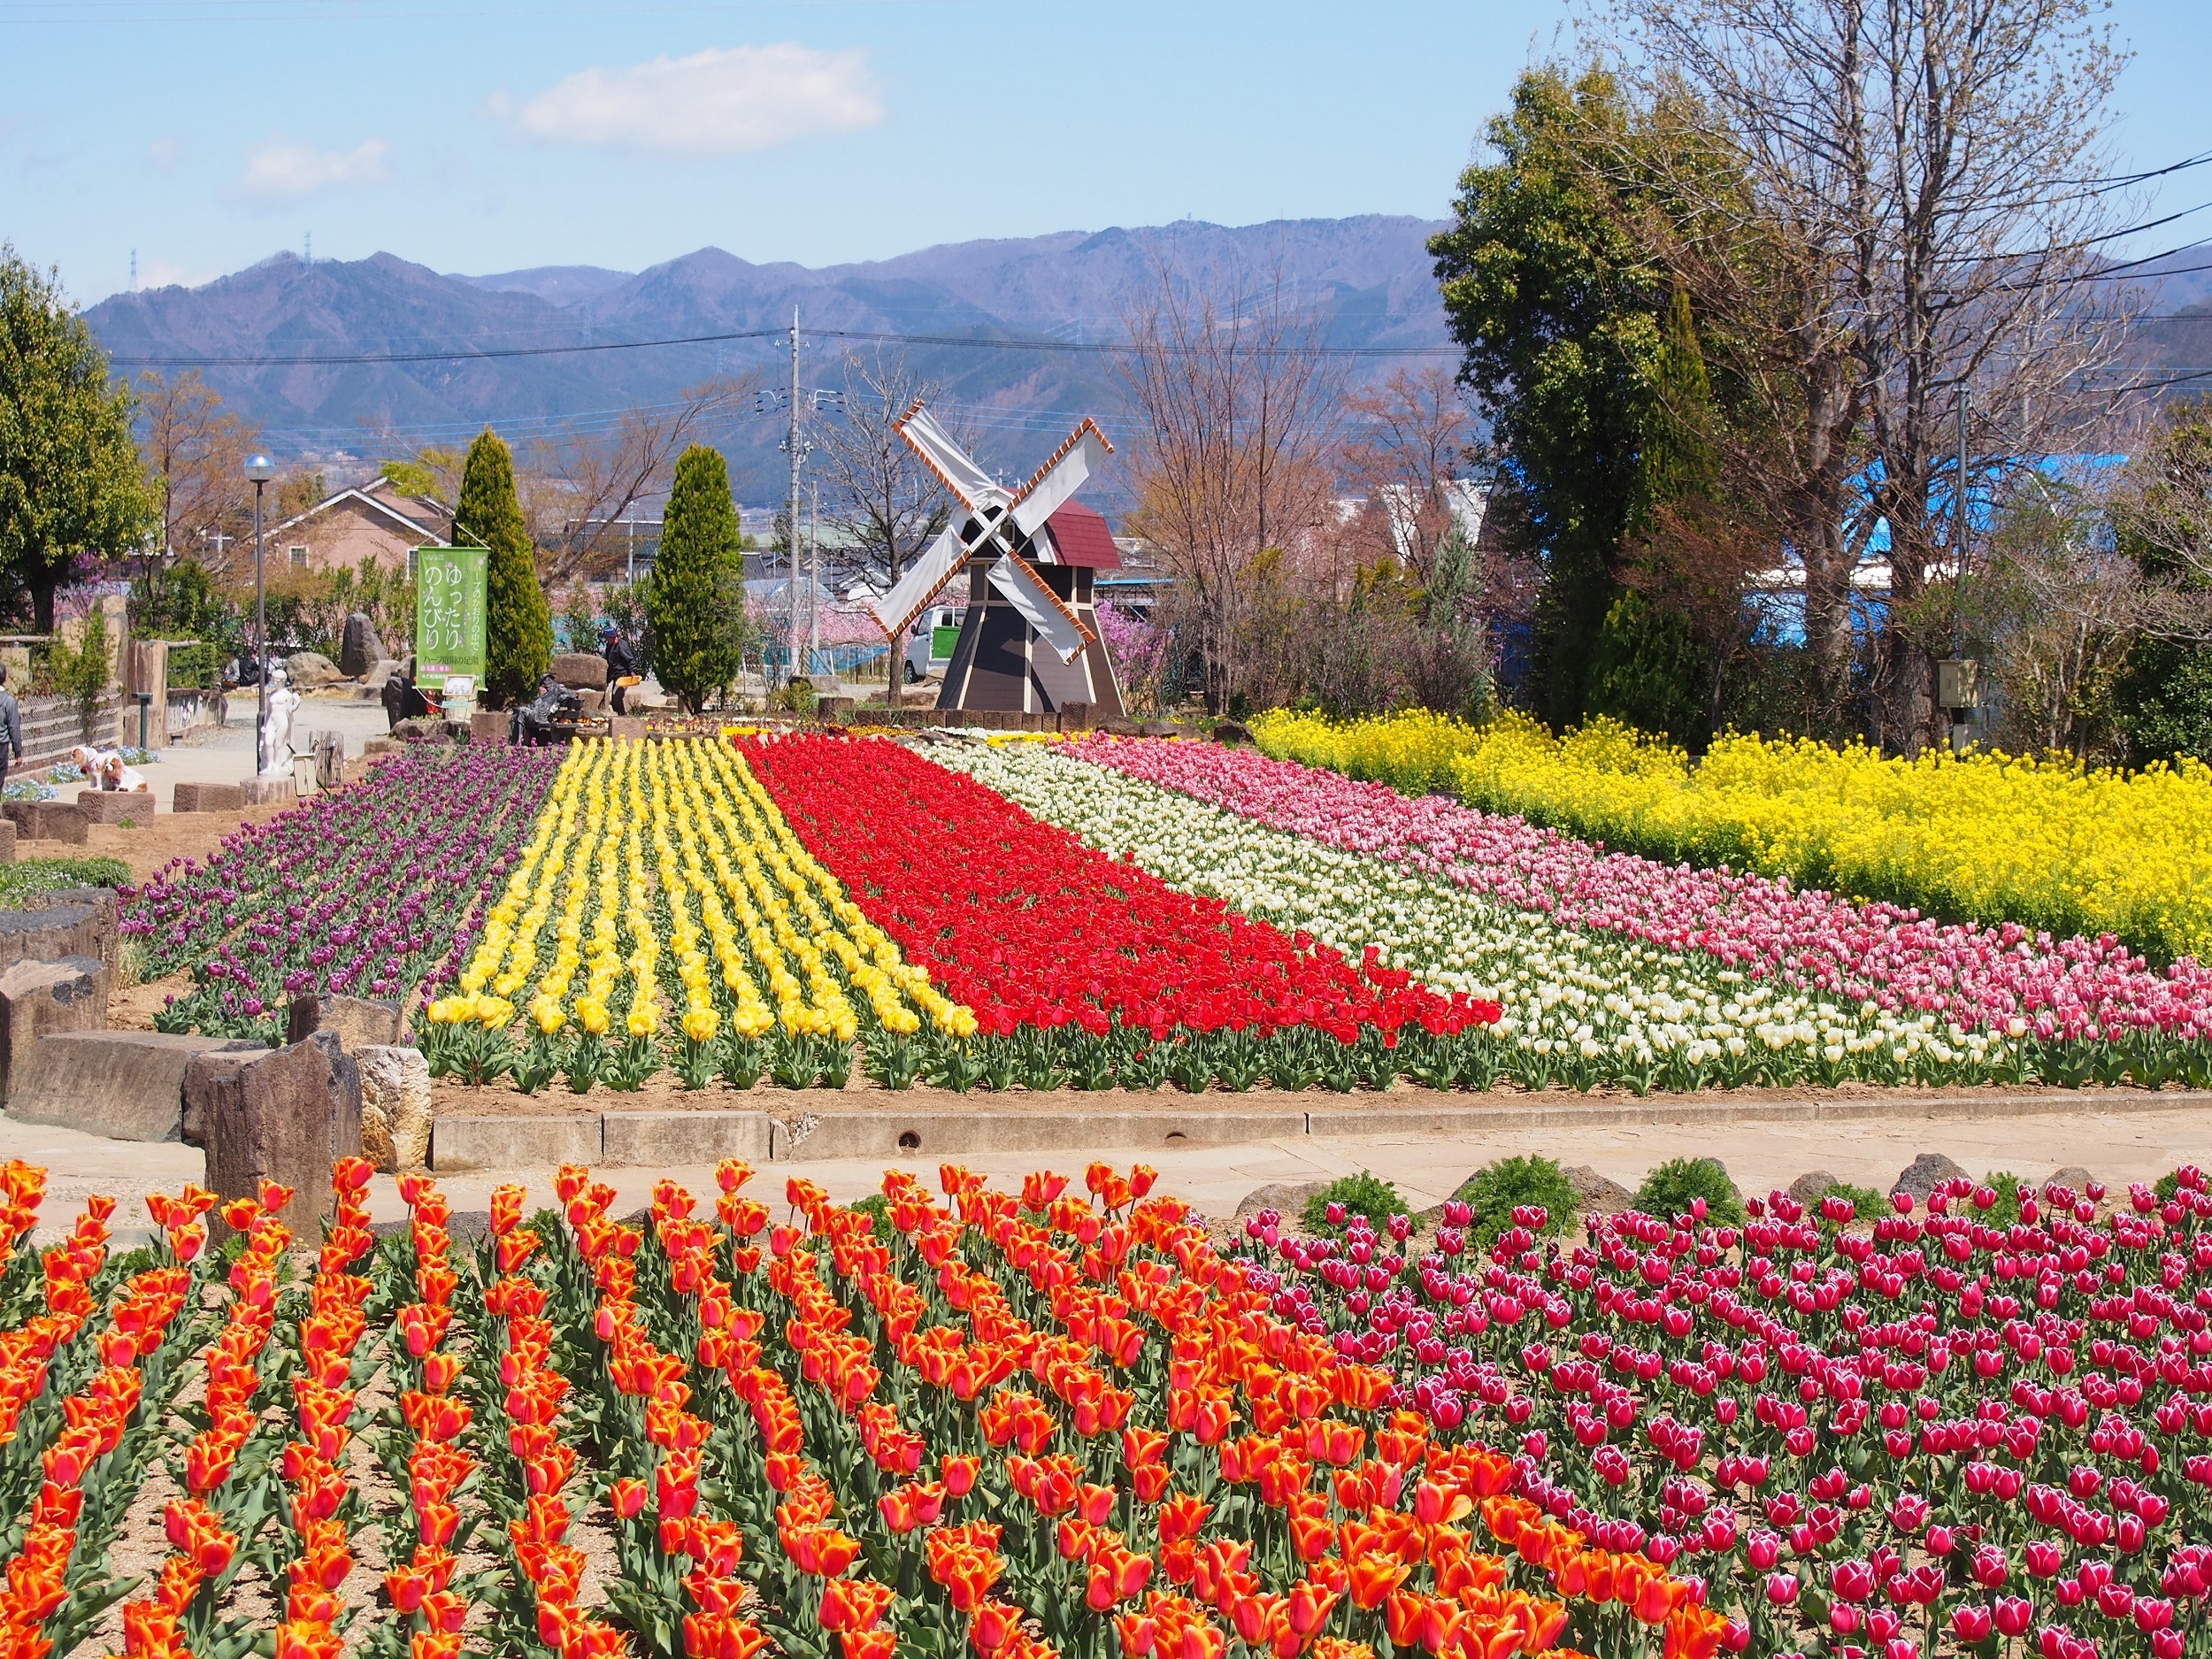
[{"xmin": 739, "ymin": 733, "xmax": 1488, "ymax": 1041}]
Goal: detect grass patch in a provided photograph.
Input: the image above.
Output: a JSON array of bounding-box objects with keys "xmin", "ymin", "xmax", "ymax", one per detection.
[{"xmin": 0, "ymin": 856, "xmax": 132, "ymax": 911}]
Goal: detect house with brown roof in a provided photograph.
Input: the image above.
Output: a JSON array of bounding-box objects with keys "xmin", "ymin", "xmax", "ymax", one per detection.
[{"xmin": 263, "ymin": 478, "xmax": 454, "ymax": 577}]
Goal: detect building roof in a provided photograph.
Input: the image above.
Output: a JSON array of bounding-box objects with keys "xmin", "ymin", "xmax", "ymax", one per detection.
[
  {"xmin": 1040, "ymin": 500, "xmax": 1121, "ymax": 570},
  {"xmin": 267, "ymin": 476, "xmax": 454, "ymax": 545}
]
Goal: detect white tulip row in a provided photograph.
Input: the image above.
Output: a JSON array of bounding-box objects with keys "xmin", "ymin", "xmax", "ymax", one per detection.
[{"xmin": 934, "ymin": 740, "xmax": 2006, "ymax": 1079}]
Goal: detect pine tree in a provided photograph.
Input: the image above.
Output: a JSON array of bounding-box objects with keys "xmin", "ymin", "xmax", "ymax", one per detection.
[
  {"xmin": 454, "ymin": 428, "xmax": 549, "ymax": 708},
  {"xmin": 647, "ymin": 445, "xmax": 744, "ymax": 712}
]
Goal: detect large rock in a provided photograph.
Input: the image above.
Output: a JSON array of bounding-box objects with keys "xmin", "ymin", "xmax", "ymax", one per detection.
[
  {"xmin": 1893, "ymin": 1151, "xmax": 1970, "ymax": 1201},
  {"xmin": 391, "ymin": 716, "xmax": 444, "ymax": 743},
  {"xmin": 1563, "ymin": 1165, "xmax": 1636, "ymax": 1217},
  {"xmin": 338, "ymin": 614, "xmax": 388, "ymax": 680},
  {"xmin": 0, "ymin": 820, "xmax": 13, "ymax": 864},
  {"xmin": 1233, "ymin": 1180, "xmax": 1329, "ymax": 1220},
  {"xmin": 1788, "ymin": 1171, "xmax": 1842, "ymax": 1207},
  {"xmin": 285, "ymin": 651, "xmax": 343, "ymax": 688},
  {"xmin": 1212, "ymin": 718, "xmax": 1254, "ymax": 745},
  {"xmin": 9, "ymin": 1030, "xmax": 263, "ymax": 1141},
  {"xmin": 357, "ymin": 1045, "xmax": 432, "ymax": 1172},
  {"xmin": 184, "ymin": 1030, "xmax": 362, "ymax": 1237},
  {"xmin": 287, "ymin": 993, "xmax": 403, "ymax": 1052},
  {"xmin": 0, "ymin": 897, "xmax": 108, "ymax": 974},
  {"xmin": 0, "ymin": 955, "xmax": 108, "ymax": 1105},
  {"xmin": 550, "ymin": 653, "xmax": 609, "ymax": 691},
  {"xmin": 361, "ymin": 659, "xmax": 400, "ymax": 694}
]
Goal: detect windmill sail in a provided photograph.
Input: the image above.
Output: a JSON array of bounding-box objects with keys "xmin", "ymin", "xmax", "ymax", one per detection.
[
  {"xmin": 898, "ymin": 404, "xmax": 1007, "ymax": 514},
  {"xmin": 864, "ymin": 524, "xmax": 967, "ymax": 641},
  {"xmin": 987, "ymin": 553, "xmax": 1092, "ymax": 664},
  {"xmin": 1010, "ymin": 419, "xmax": 1113, "ymax": 539}
]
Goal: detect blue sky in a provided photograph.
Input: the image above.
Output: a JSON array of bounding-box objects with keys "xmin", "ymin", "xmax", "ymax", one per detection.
[{"xmin": 4, "ymin": 0, "xmax": 2208, "ymax": 306}]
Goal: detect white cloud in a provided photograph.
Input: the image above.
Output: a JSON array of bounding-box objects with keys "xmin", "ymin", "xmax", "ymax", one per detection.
[
  {"xmin": 146, "ymin": 134, "xmax": 184, "ymax": 173},
  {"xmin": 233, "ymin": 134, "xmax": 391, "ymax": 208},
  {"xmin": 507, "ymin": 42, "xmax": 883, "ymax": 157}
]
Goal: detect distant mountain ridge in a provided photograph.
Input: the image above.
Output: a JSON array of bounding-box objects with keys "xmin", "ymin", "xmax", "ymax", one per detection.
[{"xmin": 87, "ymin": 216, "xmax": 1455, "ymax": 501}]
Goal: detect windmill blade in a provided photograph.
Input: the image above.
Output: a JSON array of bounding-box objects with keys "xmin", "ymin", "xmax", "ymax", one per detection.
[
  {"xmin": 864, "ymin": 524, "xmax": 969, "ymax": 641},
  {"xmin": 898, "ymin": 402, "xmax": 1007, "ymax": 514},
  {"xmin": 987, "ymin": 552, "xmax": 1094, "ymax": 665},
  {"xmin": 1010, "ymin": 418, "xmax": 1113, "ymax": 539}
]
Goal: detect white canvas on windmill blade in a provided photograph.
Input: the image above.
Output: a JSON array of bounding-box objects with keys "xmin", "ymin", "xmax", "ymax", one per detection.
[
  {"xmin": 897, "ymin": 404, "xmax": 1007, "ymax": 512},
  {"xmin": 1010, "ymin": 419, "xmax": 1113, "ymax": 540},
  {"xmin": 864, "ymin": 524, "xmax": 967, "ymax": 641},
  {"xmin": 987, "ymin": 554, "xmax": 1092, "ymax": 664}
]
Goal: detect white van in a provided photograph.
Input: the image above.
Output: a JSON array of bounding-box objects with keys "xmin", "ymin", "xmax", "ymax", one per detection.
[{"xmin": 903, "ymin": 606, "xmax": 961, "ymax": 683}]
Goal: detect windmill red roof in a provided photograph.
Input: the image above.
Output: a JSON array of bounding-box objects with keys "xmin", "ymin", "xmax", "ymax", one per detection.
[{"xmin": 1041, "ymin": 500, "xmax": 1122, "ymax": 570}]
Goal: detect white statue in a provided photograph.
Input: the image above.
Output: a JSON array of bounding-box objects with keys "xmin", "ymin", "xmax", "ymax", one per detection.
[{"xmin": 259, "ymin": 668, "xmax": 301, "ymax": 778}]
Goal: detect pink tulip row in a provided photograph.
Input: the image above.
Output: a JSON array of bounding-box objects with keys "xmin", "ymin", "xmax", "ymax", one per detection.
[{"xmin": 1071, "ymin": 738, "xmax": 2212, "ymax": 1041}]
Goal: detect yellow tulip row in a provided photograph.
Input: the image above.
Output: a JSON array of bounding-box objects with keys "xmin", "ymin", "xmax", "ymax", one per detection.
[
  {"xmin": 426, "ymin": 737, "xmax": 970, "ymax": 1041},
  {"xmin": 1251, "ymin": 707, "xmax": 2212, "ymax": 965}
]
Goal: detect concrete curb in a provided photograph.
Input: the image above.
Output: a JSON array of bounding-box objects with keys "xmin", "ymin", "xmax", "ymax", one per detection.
[{"xmin": 423, "ymin": 1087, "xmax": 2212, "ymax": 1170}]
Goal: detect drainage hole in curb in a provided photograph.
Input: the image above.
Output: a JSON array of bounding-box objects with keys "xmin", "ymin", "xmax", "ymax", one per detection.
[
  {"xmin": 897, "ymin": 1130, "xmax": 921, "ymax": 1152},
  {"xmin": 1164, "ymin": 1131, "xmax": 1187, "ymax": 1143}
]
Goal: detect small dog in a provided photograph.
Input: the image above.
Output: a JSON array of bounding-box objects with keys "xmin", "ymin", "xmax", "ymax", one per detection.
[{"xmin": 98, "ymin": 754, "xmax": 149, "ymax": 794}]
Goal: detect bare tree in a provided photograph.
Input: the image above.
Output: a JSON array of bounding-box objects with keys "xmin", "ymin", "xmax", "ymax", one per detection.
[
  {"xmin": 136, "ymin": 370, "xmax": 260, "ymax": 576},
  {"xmin": 1338, "ymin": 367, "xmax": 1486, "ymax": 584},
  {"xmin": 1597, "ymin": 0, "xmax": 2135, "ymax": 749},
  {"xmin": 521, "ymin": 379, "xmax": 756, "ymax": 580},
  {"xmin": 1116, "ymin": 258, "xmax": 1344, "ymax": 712},
  {"xmin": 815, "ymin": 351, "xmax": 957, "ymax": 590}
]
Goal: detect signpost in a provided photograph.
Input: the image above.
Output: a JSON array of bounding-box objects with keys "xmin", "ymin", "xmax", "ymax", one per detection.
[{"xmin": 414, "ymin": 546, "xmax": 488, "ymax": 689}]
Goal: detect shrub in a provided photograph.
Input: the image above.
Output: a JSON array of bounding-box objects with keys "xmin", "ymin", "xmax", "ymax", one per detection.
[
  {"xmin": 0, "ymin": 855, "xmax": 132, "ymax": 911},
  {"xmin": 1635, "ymin": 1156, "xmax": 1745, "ymax": 1226},
  {"xmin": 1455, "ymin": 1156, "xmax": 1577, "ymax": 1247},
  {"xmin": 849, "ymin": 1192, "xmax": 894, "ymax": 1244},
  {"xmin": 1976, "ymin": 1172, "xmax": 2029, "ymax": 1226},
  {"xmin": 457, "ymin": 429, "xmax": 551, "ymax": 709},
  {"xmin": 1301, "ymin": 1171, "xmax": 1407, "ymax": 1235},
  {"xmin": 648, "ymin": 446, "xmax": 749, "ymax": 712},
  {"xmin": 1804, "ymin": 1179, "xmax": 1884, "ymax": 1225}
]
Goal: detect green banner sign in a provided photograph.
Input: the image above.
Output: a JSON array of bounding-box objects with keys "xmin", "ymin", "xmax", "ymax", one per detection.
[{"xmin": 414, "ymin": 545, "xmax": 488, "ymax": 687}]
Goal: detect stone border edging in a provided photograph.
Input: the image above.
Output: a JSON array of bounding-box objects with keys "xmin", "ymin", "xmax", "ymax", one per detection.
[{"xmin": 430, "ymin": 1087, "xmax": 2212, "ymax": 1172}]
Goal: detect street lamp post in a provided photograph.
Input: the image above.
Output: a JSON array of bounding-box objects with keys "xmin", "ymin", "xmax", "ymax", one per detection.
[{"xmin": 244, "ymin": 455, "xmax": 275, "ymax": 772}]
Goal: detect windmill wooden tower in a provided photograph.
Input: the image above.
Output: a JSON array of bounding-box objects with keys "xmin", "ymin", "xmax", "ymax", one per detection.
[{"xmin": 864, "ymin": 403, "xmax": 1125, "ymax": 718}]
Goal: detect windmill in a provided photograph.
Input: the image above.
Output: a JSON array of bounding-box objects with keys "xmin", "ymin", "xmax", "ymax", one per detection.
[{"xmin": 863, "ymin": 403, "xmax": 1126, "ymax": 718}]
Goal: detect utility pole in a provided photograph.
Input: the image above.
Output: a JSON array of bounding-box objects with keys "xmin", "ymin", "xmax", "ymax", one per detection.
[
  {"xmin": 786, "ymin": 307, "xmax": 803, "ymax": 687},
  {"xmin": 809, "ymin": 478, "xmax": 821, "ymax": 684}
]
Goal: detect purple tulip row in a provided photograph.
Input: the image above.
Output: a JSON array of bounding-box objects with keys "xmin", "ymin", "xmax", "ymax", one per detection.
[
  {"xmin": 1226, "ymin": 1171, "xmax": 2212, "ymax": 1659},
  {"xmin": 122, "ymin": 747, "xmax": 563, "ymax": 1038}
]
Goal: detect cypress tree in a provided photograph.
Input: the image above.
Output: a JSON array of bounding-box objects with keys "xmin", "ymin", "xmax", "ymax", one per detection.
[
  {"xmin": 648, "ymin": 445, "xmax": 743, "ymax": 713},
  {"xmin": 454, "ymin": 428, "xmax": 549, "ymax": 707}
]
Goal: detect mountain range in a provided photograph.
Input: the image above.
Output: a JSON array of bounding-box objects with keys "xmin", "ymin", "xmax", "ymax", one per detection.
[{"xmin": 85, "ymin": 216, "xmax": 1456, "ymax": 503}]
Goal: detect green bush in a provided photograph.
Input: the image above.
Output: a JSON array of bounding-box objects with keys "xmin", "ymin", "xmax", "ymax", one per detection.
[
  {"xmin": 1799, "ymin": 1179, "xmax": 1883, "ymax": 1225},
  {"xmin": 1979, "ymin": 1171, "xmax": 2025, "ymax": 1227},
  {"xmin": 457, "ymin": 429, "xmax": 551, "ymax": 708},
  {"xmin": 1455, "ymin": 1156, "xmax": 1577, "ymax": 1246},
  {"xmin": 0, "ymin": 856, "xmax": 131, "ymax": 911},
  {"xmin": 849, "ymin": 1192, "xmax": 894, "ymax": 1244},
  {"xmin": 1634, "ymin": 1156, "xmax": 1745, "ymax": 1226},
  {"xmin": 1301, "ymin": 1171, "xmax": 1407, "ymax": 1234}
]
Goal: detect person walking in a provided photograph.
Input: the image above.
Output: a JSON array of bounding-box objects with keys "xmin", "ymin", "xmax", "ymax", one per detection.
[{"xmin": 0, "ymin": 665, "xmax": 20, "ymax": 797}]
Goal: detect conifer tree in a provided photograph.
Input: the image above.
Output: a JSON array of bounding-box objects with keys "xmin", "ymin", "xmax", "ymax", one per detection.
[
  {"xmin": 454, "ymin": 428, "xmax": 549, "ymax": 707},
  {"xmin": 647, "ymin": 445, "xmax": 745, "ymax": 712}
]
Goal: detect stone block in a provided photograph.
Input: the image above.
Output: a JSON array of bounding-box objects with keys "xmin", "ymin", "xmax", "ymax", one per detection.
[
  {"xmin": 0, "ymin": 892, "xmax": 114, "ymax": 976},
  {"xmin": 602, "ymin": 1110, "xmax": 772, "ymax": 1167},
  {"xmin": 391, "ymin": 717, "xmax": 444, "ymax": 743},
  {"xmin": 1056, "ymin": 702, "xmax": 1094, "ymax": 732},
  {"xmin": 10, "ymin": 1030, "xmax": 262, "ymax": 1141},
  {"xmin": 551, "ymin": 653, "xmax": 610, "ymax": 691},
  {"xmin": 74, "ymin": 791, "xmax": 155, "ymax": 826},
  {"xmin": 357, "ymin": 1044, "xmax": 432, "ymax": 1172},
  {"xmin": 362, "ymin": 736, "xmax": 402, "ymax": 757},
  {"xmin": 0, "ymin": 820, "xmax": 12, "ymax": 863},
  {"xmin": 1211, "ymin": 718, "xmax": 1254, "ymax": 745},
  {"xmin": 0, "ymin": 955, "xmax": 108, "ymax": 1105},
  {"xmin": 185, "ymin": 1030, "xmax": 362, "ymax": 1237},
  {"xmin": 818, "ymin": 696, "xmax": 856, "ymax": 724},
  {"xmin": 576, "ymin": 688, "xmax": 607, "ymax": 715},
  {"xmin": 172, "ymin": 781, "xmax": 246, "ymax": 814},
  {"xmin": 609, "ymin": 716, "xmax": 647, "ymax": 743},
  {"xmin": 286, "ymin": 992, "xmax": 404, "ymax": 1052},
  {"xmin": 433, "ymin": 1114, "xmax": 602, "ymax": 1173},
  {"xmin": 469, "ymin": 710, "xmax": 509, "ymax": 746},
  {"xmin": 2, "ymin": 802, "xmax": 87, "ymax": 844},
  {"xmin": 239, "ymin": 778, "xmax": 293, "ymax": 807}
]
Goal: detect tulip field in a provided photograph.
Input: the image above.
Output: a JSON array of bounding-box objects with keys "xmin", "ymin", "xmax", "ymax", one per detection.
[
  {"xmin": 7, "ymin": 1149, "xmax": 2212, "ymax": 1659},
  {"xmin": 118, "ymin": 730, "xmax": 2212, "ymax": 1095}
]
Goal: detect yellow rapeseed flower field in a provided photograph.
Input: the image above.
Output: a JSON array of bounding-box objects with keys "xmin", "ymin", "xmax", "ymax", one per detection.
[
  {"xmin": 426, "ymin": 737, "xmax": 970, "ymax": 1041},
  {"xmin": 1251, "ymin": 708, "xmax": 2212, "ymax": 965}
]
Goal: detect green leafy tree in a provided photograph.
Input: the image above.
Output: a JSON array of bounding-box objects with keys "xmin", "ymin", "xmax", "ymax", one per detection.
[
  {"xmin": 454, "ymin": 429, "xmax": 549, "ymax": 708},
  {"xmin": 647, "ymin": 446, "xmax": 747, "ymax": 712},
  {"xmin": 1430, "ymin": 69, "xmax": 1670, "ymax": 726},
  {"xmin": 2115, "ymin": 401, "xmax": 2212, "ymax": 764},
  {"xmin": 0, "ymin": 248, "xmax": 154, "ymax": 631}
]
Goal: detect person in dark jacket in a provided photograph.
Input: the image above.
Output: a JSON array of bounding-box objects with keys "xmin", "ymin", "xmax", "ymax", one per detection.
[
  {"xmin": 602, "ymin": 624, "xmax": 639, "ymax": 715},
  {"xmin": 0, "ymin": 665, "xmax": 20, "ymax": 795}
]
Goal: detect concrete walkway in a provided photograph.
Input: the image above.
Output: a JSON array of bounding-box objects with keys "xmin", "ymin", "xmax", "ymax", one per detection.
[
  {"xmin": 61, "ymin": 691, "xmax": 393, "ymax": 812},
  {"xmin": 7, "ymin": 1096, "xmax": 2208, "ymax": 1240}
]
